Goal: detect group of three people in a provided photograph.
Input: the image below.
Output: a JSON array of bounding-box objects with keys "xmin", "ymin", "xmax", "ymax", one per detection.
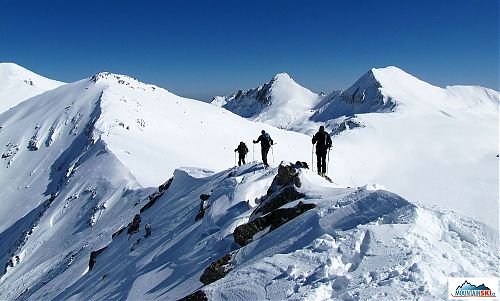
[{"xmin": 235, "ymin": 126, "xmax": 332, "ymax": 175}]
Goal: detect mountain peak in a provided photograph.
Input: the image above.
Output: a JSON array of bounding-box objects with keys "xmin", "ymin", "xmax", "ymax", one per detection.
[
  {"xmin": 89, "ymin": 72, "xmax": 164, "ymax": 93},
  {"xmin": 0, "ymin": 62, "xmax": 27, "ymax": 73},
  {"xmin": 0, "ymin": 63, "xmax": 65, "ymax": 113},
  {"xmin": 272, "ymin": 72, "xmax": 292, "ymax": 81}
]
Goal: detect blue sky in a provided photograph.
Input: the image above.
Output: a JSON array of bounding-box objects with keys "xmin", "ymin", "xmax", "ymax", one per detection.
[{"xmin": 1, "ymin": 0, "xmax": 498, "ymax": 100}]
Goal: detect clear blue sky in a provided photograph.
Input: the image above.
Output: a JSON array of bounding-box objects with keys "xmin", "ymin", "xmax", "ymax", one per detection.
[{"xmin": 1, "ymin": 0, "xmax": 498, "ymax": 100}]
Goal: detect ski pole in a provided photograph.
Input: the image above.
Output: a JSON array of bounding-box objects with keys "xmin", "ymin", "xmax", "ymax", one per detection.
[
  {"xmin": 326, "ymin": 148, "xmax": 330, "ymax": 175},
  {"xmin": 311, "ymin": 144, "xmax": 314, "ymax": 173},
  {"xmin": 271, "ymin": 145, "xmax": 274, "ymax": 165},
  {"xmin": 253, "ymin": 143, "xmax": 255, "ymax": 162}
]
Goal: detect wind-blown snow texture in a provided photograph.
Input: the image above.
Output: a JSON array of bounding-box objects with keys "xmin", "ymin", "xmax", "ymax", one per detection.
[
  {"xmin": 0, "ymin": 65, "xmax": 498, "ymax": 300},
  {"xmin": 32, "ymin": 163, "xmax": 500, "ymax": 300}
]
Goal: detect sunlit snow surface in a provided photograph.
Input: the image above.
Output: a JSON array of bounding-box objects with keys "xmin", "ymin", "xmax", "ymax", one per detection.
[
  {"xmin": 0, "ymin": 65, "xmax": 498, "ymax": 300},
  {"xmin": 215, "ymin": 66, "xmax": 500, "ymax": 228},
  {"xmin": 50, "ymin": 164, "xmax": 499, "ymax": 300},
  {"xmin": 0, "ymin": 63, "xmax": 65, "ymax": 114}
]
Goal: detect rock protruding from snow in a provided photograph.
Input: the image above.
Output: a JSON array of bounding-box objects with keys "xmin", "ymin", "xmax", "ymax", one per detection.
[{"xmin": 252, "ymin": 162, "xmax": 304, "ymax": 217}]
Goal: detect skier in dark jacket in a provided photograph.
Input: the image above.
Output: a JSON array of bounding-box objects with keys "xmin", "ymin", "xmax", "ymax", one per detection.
[
  {"xmin": 253, "ymin": 130, "xmax": 273, "ymax": 167},
  {"xmin": 312, "ymin": 126, "xmax": 332, "ymax": 175},
  {"xmin": 234, "ymin": 142, "xmax": 249, "ymax": 166}
]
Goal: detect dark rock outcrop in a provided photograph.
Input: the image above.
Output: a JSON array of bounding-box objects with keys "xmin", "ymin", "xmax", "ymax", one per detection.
[
  {"xmin": 253, "ymin": 163, "xmax": 304, "ymax": 217},
  {"xmin": 144, "ymin": 223, "xmax": 152, "ymax": 237},
  {"xmin": 178, "ymin": 290, "xmax": 208, "ymax": 301},
  {"xmin": 234, "ymin": 201, "xmax": 316, "ymax": 247},
  {"xmin": 111, "ymin": 227, "xmax": 125, "ymax": 239},
  {"xmin": 140, "ymin": 177, "xmax": 173, "ymax": 213},
  {"xmin": 294, "ymin": 161, "xmax": 309, "ymax": 169},
  {"xmin": 195, "ymin": 194, "xmax": 211, "ymax": 221},
  {"xmin": 88, "ymin": 246, "xmax": 108, "ymax": 271},
  {"xmin": 199, "ymin": 252, "xmax": 234, "ymax": 285},
  {"xmin": 127, "ymin": 214, "xmax": 141, "ymax": 235}
]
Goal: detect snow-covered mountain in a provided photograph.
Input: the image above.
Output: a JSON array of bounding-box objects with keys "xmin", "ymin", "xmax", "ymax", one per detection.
[
  {"xmin": 0, "ymin": 64, "xmax": 497, "ymax": 300},
  {"xmin": 314, "ymin": 67, "xmax": 499, "ymax": 228},
  {"xmin": 211, "ymin": 73, "xmax": 322, "ymax": 132},
  {"xmin": 215, "ymin": 66, "xmax": 499, "ymax": 228},
  {"xmin": 25, "ymin": 162, "xmax": 500, "ymax": 300},
  {"xmin": 0, "ymin": 69, "xmax": 313, "ymax": 300},
  {"xmin": 0, "ymin": 63, "xmax": 65, "ymax": 113}
]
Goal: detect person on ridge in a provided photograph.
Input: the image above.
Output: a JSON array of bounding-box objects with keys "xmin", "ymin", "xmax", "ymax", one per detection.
[
  {"xmin": 253, "ymin": 130, "xmax": 273, "ymax": 167},
  {"xmin": 234, "ymin": 141, "xmax": 249, "ymax": 166},
  {"xmin": 312, "ymin": 125, "xmax": 332, "ymax": 176}
]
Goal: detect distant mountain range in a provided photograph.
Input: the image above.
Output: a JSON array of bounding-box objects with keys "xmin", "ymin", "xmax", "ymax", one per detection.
[{"xmin": 0, "ymin": 63, "xmax": 498, "ymax": 300}]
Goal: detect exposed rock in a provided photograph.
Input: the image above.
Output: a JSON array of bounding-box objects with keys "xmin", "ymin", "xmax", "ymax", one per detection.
[
  {"xmin": 127, "ymin": 214, "xmax": 141, "ymax": 235},
  {"xmin": 111, "ymin": 227, "xmax": 125, "ymax": 239},
  {"xmin": 234, "ymin": 201, "xmax": 316, "ymax": 247},
  {"xmin": 27, "ymin": 133, "xmax": 39, "ymax": 151},
  {"xmin": 294, "ymin": 161, "xmax": 309, "ymax": 169},
  {"xmin": 88, "ymin": 246, "xmax": 108, "ymax": 271},
  {"xmin": 195, "ymin": 202, "xmax": 205, "ymax": 221},
  {"xmin": 199, "ymin": 252, "xmax": 234, "ymax": 285},
  {"xmin": 140, "ymin": 177, "xmax": 173, "ymax": 213},
  {"xmin": 195, "ymin": 194, "xmax": 211, "ymax": 221},
  {"xmin": 200, "ymin": 193, "xmax": 211, "ymax": 201},
  {"xmin": 332, "ymin": 117, "xmax": 364, "ymax": 136},
  {"xmin": 178, "ymin": 290, "xmax": 208, "ymax": 301},
  {"xmin": 144, "ymin": 223, "xmax": 152, "ymax": 237},
  {"xmin": 253, "ymin": 163, "xmax": 304, "ymax": 217}
]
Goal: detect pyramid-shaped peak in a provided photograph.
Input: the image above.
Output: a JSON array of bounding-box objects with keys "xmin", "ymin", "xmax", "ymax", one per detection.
[
  {"xmin": 270, "ymin": 72, "xmax": 298, "ymax": 85},
  {"xmin": 370, "ymin": 66, "xmax": 433, "ymax": 87},
  {"xmin": 272, "ymin": 72, "xmax": 292, "ymax": 80}
]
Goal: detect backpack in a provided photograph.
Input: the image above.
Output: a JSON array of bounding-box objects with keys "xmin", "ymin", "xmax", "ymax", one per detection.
[{"xmin": 264, "ymin": 133, "xmax": 273, "ymax": 145}]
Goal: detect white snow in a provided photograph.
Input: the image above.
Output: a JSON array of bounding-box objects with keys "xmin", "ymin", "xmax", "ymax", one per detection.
[
  {"xmin": 218, "ymin": 66, "xmax": 500, "ymax": 229},
  {"xmin": 37, "ymin": 163, "xmax": 498, "ymax": 301},
  {"xmin": 212, "ymin": 73, "xmax": 323, "ymax": 132},
  {"xmin": 0, "ymin": 64, "xmax": 497, "ymax": 301},
  {"xmin": 321, "ymin": 67, "xmax": 499, "ymax": 228},
  {"xmin": 0, "ymin": 63, "xmax": 65, "ymax": 114}
]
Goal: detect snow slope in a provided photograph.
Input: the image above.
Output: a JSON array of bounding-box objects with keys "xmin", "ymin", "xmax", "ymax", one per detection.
[
  {"xmin": 0, "ymin": 63, "xmax": 65, "ymax": 113},
  {"xmin": 47, "ymin": 162, "xmax": 498, "ymax": 301},
  {"xmin": 216, "ymin": 67, "xmax": 499, "ymax": 228},
  {"xmin": 212, "ymin": 73, "xmax": 322, "ymax": 132},
  {"xmin": 0, "ymin": 65, "xmax": 497, "ymax": 300},
  {"xmin": 0, "ymin": 71, "xmax": 313, "ymax": 299},
  {"xmin": 315, "ymin": 67, "xmax": 499, "ymax": 228}
]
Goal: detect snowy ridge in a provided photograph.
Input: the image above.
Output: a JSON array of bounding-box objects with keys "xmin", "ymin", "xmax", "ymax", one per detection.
[
  {"xmin": 312, "ymin": 68, "xmax": 397, "ymax": 121},
  {"xmin": 314, "ymin": 66, "xmax": 499, "ymax": 120},
  {"xmin": 211, "ymin": 67, "xmax": 499, "ymax": 228},
  {"xmin": 212, "ymin": 73, "xmax": 322, "ymax": 131},
  {"xmin": 0, "ymin": 64, "xmax": 498, "ymax": 300},
  {"xmin": 0, "ymin": 69, "xmax": 314, "ymax": 300},
  {"xmin": 319, "ymin": 67, "xmax": 499, "ymax": 228},
  {"xmin": 0, "ymin": 63, "xmax": 65, "ymax": 114},
  {"xmin": 47, "ymin": 162, "xmax": 498, "ymax": 300}
]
